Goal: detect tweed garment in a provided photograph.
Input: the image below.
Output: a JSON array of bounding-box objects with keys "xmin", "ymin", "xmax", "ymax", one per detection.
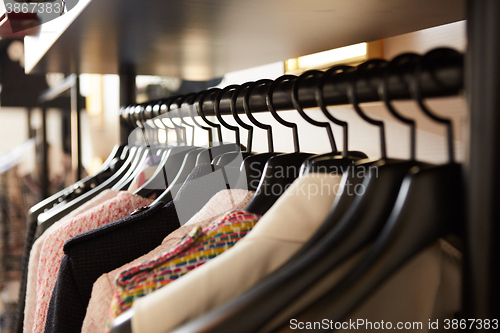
[
  {"xmin": 31, "ymin": 192, "xmax": 153, "ymax": 333},
  {"xmin": 107, "ymin": 210, "xmax": 261, "ymax": 329},
  {"xmin": 81, "ymin": 189, "xmax": 254, "ymax": 333},
  {"xmin": 23, "ymin": 190, "xmax": 120, "ymax": 333},
  {"xmin": 44, "ymin": 163, "xmax": 243, "ymax": 333}
]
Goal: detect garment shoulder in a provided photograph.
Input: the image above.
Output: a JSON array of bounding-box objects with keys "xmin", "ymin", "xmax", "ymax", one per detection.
[{"xmin": 62, "ymin": 201, "xmax": 168, "ymax": 254}]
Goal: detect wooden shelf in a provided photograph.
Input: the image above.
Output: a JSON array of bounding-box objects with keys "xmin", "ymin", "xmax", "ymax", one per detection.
[{"xmin": 24, "ymin": 0, "xmax": 465, "ymax": 79}]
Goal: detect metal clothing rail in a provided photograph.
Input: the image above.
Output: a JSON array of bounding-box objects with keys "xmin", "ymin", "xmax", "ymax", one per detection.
[{"xmin": 119, "ymin": 48, "xmax": 463, "ymax": 144}]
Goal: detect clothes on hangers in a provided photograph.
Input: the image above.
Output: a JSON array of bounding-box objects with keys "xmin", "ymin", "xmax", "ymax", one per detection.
[
  {"xmin": 82, "ymin": 189, "xmax": 254, "ymax": 333},
  {"xmin": 31, "ymin": 192, "xmax": 154, "ymax": 333},
  {"xmin": 16, "ymin": 143, "xmax": 92, "ymax": 333},
  {"xmin": 129, "ymin": 173, "xmax": 342, "ymax": 333},
  {"xmin": 43, "ymin": 200, "xmax": 177, "ymax": 333},
  {"xmin": 107, "ymin": 210, "xmax": 261, "ymax": 329},
  {"xmin": 42, "ymin": 163, "xmax": 246, "ymax": 333},
  {"xmin": 271, "ymin": 240, "xmax": 461, "ymax": 333},
  {"xmin": 0, "ymin": 139, "xmax": 78, "ymax": 333},
  {"xmin": 23, "ymin": 189, "xmax": 120, "ymax": 333},
  {"xmin": 14, "ymin": 47, "xmax": 468, "ymax": 333}
]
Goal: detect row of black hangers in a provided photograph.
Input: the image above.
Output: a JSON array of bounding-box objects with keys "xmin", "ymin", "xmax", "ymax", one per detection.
[
  {"xmin": 23, "ymin": 47, "xmax": 464, "ymax": 333},
  {"xmin": 109, "ymin": 48, "xmax": 464, "ymax": 332}
]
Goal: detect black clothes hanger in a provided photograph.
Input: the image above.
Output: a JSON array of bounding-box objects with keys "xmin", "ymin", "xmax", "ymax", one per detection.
[
  {"xmin": 213, "ymin": 85, "xmax": 254, "ymax": 167},
  {"xmin": 117, "ymin": 101, "xmax": 168, "ymax": 191},
  {"xmin": 176, "ymin": 58, "xmax": 427, "ymax": 333},
  {"xmin": 194, "ymin": 87, "xmax": 245, "ymax": 190},
  {"xmin": 301, "ymin": 77, "xmax": 368, "ymax": 174},
  {"xmin": 228, "ymin": 82, "xmax": 278, "ymax": 191},
  {"xmin": 162, "ymin": 96, "xmax": 187, "ymax": 145},
  {"xmin": 284, "ymin": 50, "xmax": 463, "ymax": 327},
  {"xmin": 132, "ymin": 103, "xmax": 171, "ymax": 198},
  {"xmin": 150, "ymin": 89, "xmax": 242, "ymax": 205},
  {"xmin": 196, "ymin": 88, "xmax": 224, "ymax": 143},
  {"xmin": 192, "ymin": 89, "xmax": 241, "ymax": 165},
  {"xmin": 148, "ymin": 146, "xmax": 205, "ymax": 205},
  {"xmin": 299, "ymin": 65, "xmax": 368, "ymax": 176},
  {"xmin": 134, "ymin": 100, "xmax": 199, "ymax": 198},
  {"xmin": 112, "ymin": 104, "xmax": 151, "ymax": 190},
  {"xmin": 286, "ymin": 58, "xmax": 418, "ymax": 257},
  {"xmin": 318, "ymin": 65, "xmax": 351, "ymax": 157},
  {"xmin": 215, "ymin": 85, "xmax": 242, "ymax": 146},
  {"xmin": 263, "ymin": 55, "xmax": 424, "ymax": 277},
  {"xmin": 172, "ymin": 93, "xmax": 197, "ymax": 145},
  {"xmin": 243, "ymin": 79, "xmax": 275, "ymax": 152},
  {"xmin": 45, "ymin": 104, "xmax": 133, "ymax": 209},
  {"xmin": 267, "ymin": 75, "xmax": 301, "ymax": 152},
  {"xmin": 36, "ymin": 108, "xmax": 141, "ymax": 233},
  {"xmin": 113, "ymin": 105, "xmax": 153, "ymax": 191},
  {"xmin": 230, "ymin": 82, "xmax": 255, "ymax": 154},
  {"xmin": 289, "ymin": 69, "xmax": 365, "ymax": 214},
  {"xmin": 244, "ymin": 79, "xmax": 314, "ymax": 216},
  {"xmin": 292, "ymin": 70, "xmax": 337, "ymax": 152},
  {"xmin": 148, "ymin": 93, "xmax": 209, "ymax": 205}
]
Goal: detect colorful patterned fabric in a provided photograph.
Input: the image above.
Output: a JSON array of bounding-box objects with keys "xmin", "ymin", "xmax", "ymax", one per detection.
[
  {"xmin": 31, "ymin": 192, "xmax": 153, "ymax": 333},
  {"xmin": 107, "ymin": 210, "xmax": 261, "ymax": 328},
  {"xmin": 82, "ymin": 189, "xmax": 254, "ymax": 333}
]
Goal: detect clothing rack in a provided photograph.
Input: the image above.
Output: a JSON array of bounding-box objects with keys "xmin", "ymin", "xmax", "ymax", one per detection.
[
  {"xmin": 19, "ymin": 0, "xmax": 500, "ymax": 328},
  {"xmin": 119, "ymin": 50, "xmax": 463, "ymax": 145}
]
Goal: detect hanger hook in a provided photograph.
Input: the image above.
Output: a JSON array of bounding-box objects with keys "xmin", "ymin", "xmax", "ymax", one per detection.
[
  {"xmin": 410, "ymin": 49, "xmax": 455, "ymax": 163},
  {"xmin": 243, "ymin": 79, "xmax": 274, "ymax": 152},
  {"xmin": 133, "ymin": 104, "xmax": 144, "ymax": 129},
  {"xmin": 133, "ymin": 104, "xmax": 155, "ymax": 149},
  {"xmin": 292, "ymin": 70, "xmax": 337, "ymax": 153},
  {"xmin": 378, "ymin": 53, "xmax": 421, "ymax": 161},
  {"xmin": 149, "ymin": 99, "xmax": 171, "ymax": 146},
  {"xmin": 143, "ymin": 101, "xmax": 159, "ymax": 145},
  {"xmin": 230, "ymin": 82, "xmax": 255, "ymax": 153},
  {"xmin": 315, "ymin": 65, "xmax": 353, "ymax": 157},
  {"xmin": 167, "ymin": 96, "xmax": 189, "ymax": 145},
  {"xmin": 120, "ymin": 105, "xmax": 133, "ymax": 129},
  {"xmin": 188, "ymin": 90, "xmax": 214, "ymax": 146},
  {"xmin": 173, "ymin": 93, "xmax": 196, "ymax": 145},
  {"xmin": 214, "ymin": 85, "xmax": 241, "ymax": 146},
  {"xmin": 347, "ymin": 59, "xmax": 388, "ymax": 159},
  {"xmin": 266, "ymin": 75, "xmax": 300, "ymax": 153},
  {"xmin": 155, "ymin": 98, "xmax": 175, "ymax": 131},
  {"xmin": 171, "ymin": 95, "xmax": 194, "ymax": 145},
  {"xmin": 196, "ymin": 88, "xmax": 224, "ymax": 143}
]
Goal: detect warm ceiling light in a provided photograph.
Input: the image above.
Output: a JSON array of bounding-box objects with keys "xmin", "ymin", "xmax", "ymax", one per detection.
[{"xmin": 285, "ymin": 41, "xmax": 383, "ymax": 73}]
